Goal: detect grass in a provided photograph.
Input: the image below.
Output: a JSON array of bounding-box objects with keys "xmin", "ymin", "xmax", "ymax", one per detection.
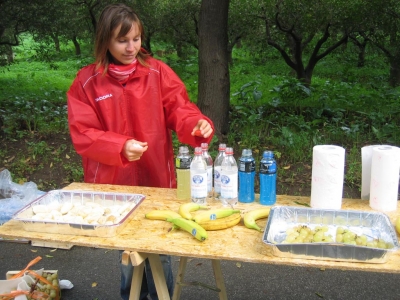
[{"xmin": 1, "ymin": 36, "xmax": 399, "ymax": 193}]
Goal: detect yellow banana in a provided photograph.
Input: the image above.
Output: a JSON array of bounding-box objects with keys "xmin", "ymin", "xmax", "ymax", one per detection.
[
  {"xmin": 396, "ymin": 216, "xmax": 400, "ymax": 235},
  {"xmin": 167, "ymin": 217, "xmax": 208, "ymax": 241},
  {"xmin": 178, "ymin": 202, "xmax": 209, "ymax": 220},
  {"xmin": 196, "ymin": 213, "xmax": 241, "ymax": 231},
  {"xmin": 243, "ymin": 208, "xmax": 271, "ymax": 231},
  {"xmin": 193, "ymin": 208, "xmax": 241, "ymax": 224},
  {"xmin": 145, "ymin": 210, "xmax": 181, "ymax": 220}
]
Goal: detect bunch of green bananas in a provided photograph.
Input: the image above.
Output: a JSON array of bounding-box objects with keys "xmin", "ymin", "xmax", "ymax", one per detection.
[
  {"xmin": 145, "ymin": 204, "xmax": 271, "ymax": 241},
  {"xmin": 145, "ymin": 204, "xmax": 241, "ymax": 241}
]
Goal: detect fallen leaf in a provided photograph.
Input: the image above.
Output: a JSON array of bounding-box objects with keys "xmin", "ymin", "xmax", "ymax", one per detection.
[
  {"xmin": 195, "ymin": 263, "xmax": 202, "ymax": 267},
  {"xmin": 50, "ymin": 162, "xmax": 53, "ymax": 168},
  {"xmin": 294, "ymin": 201, "xmax": 310, "ymax": 207},
  {"xmin": 236, "ymin": 262, "xmax": 242, "ymax": 268},
  {"xmin": 30, "ymin": 249, "xmax": 38, "ymax": 253},
  {"xmin": 50, "ymin": 249, "xmax": 57, "ymax": 252},
  {"xmin": 7, "ymin": 156, "xmax": 15, "ymax": 162},
  {"xmin": 315, "ymin": 292, "xmax": 323, "ymax": 298},
  {"xmin": 320, "ymin": 267, "xmax": 325, "ymax": 271},
  {"xmin": 283, "ymin": 165, "xmax": 291, "ymax": 170},
  {"xmin": 66, "ymin": 154, "xmax": 70, "ymax": 159},
  {"xmin": 92, "ymin": 282, "xmax": 98, "ymax": 287}
]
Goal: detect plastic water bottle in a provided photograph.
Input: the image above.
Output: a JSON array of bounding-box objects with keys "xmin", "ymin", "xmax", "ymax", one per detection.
[
  {"xmin": 176, "ymin": 146, "xmax": 192, "ymax": 200},
  {"xmin": 238, "ymin": 149, "xmax": 255, "ymax": 203},
  {"xmin": 220, "ymin": 147, "xmax": 238, "ymax": 206},
  {"xmin": 213, "ymin": 143, "xmax": 226, "ymax": 199},
  {"xmin": 259, "ymin": 150, "xmax": 277, "ymax": 205},
  {"xmin": 190, "ymin": 147, "xmax": 208, "ymax": 204},
  {"xmin": 201, "ymin": 143, "xmax": 213, "ymax": 198}
]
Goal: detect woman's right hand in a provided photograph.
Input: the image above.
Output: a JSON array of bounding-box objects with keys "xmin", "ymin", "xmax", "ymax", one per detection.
[{"xmin": 122, "ymin": 139, "xmax": 148, "ymax": 161}]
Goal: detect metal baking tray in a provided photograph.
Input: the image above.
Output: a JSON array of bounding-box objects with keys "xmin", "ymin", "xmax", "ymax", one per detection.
[
  {"xmin": 263, "ymin": 206, "xmax": 399, "ymax": 263},
  {"xmin": 12, "ymin": 190, "xmax": 145, "ymax": 237}
]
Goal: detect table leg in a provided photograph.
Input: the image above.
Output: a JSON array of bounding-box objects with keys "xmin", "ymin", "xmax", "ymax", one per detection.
[
  {"xmin": 211, "ymin": 260, "xmax": 228, "ymax": 300},
  {"xmin": 129, "ymin": 261, "xmax": 145, "ymax": 300},
  {"xmin": 124, "ymin": 251, "xmax": 170, "ymax": 300},
  {"xmin": 147, "ymin": 253, "xmax": 171, "ymax": 300},
  {"xmin": 172, "ymin": 257, "xmax": 188, "ymax": 300}
]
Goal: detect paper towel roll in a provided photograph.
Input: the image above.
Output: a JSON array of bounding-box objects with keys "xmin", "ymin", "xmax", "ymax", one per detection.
[
  {"xmin": 369, "ymin": 146, "xmax": 400, "ymax": 212},
  {"xmin": 310, "ymin": 145, "xmax": 345, "ymax": 209},
  {"xmin": 361, "ymin": 144, "xmax": 394, "ymax": 200}
]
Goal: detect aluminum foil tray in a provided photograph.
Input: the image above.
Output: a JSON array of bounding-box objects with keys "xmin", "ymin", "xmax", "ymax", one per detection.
[
  {"xmin": 12, "ymin": 190, "xmax": 145, "ymax": 237},
  {"xmin": 263, "ymin": 206, "xmax": 399, "ymax": 263}
]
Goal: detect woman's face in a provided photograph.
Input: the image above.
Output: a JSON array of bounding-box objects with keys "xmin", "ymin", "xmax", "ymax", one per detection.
[{"xmin": 108, "ymin": 23, "xmax": 141, "ymax": 65}]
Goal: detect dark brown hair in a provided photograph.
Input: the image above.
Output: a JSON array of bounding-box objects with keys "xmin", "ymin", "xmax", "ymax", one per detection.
[{"xmin": 95, "ymin": 3, "xmax": 149, "ymax": 72}]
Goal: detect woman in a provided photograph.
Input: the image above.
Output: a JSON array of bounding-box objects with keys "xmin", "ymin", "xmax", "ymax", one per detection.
[{"xmin": 67, "ymin": 3, "xmax": 214, "ymax": 299}]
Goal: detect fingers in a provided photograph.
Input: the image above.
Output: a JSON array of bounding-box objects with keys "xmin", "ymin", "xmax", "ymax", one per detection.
[
  {"xmin": 123, "ymin": 140, "xmax": 148, "ymax": 162},
  {"xmin": 192, "ymin": 119, "xmax": 213, "ymax": 138}
]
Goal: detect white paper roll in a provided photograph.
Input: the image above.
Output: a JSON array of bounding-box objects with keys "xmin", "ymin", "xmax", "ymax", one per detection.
[
  {"xmin": 361, "ymin": 145, "xmax": 394, "ymax": 200},
  {"xmin": 369, "ymin": 146, "xmax": 400, "ymax": 212},
  {"xmin": 361, "ymin": 145, "xmax": 375, "ymax": 200},
  {"xmin": 310, "ymin": 145, "xmax": 345, "ymax": 209}
]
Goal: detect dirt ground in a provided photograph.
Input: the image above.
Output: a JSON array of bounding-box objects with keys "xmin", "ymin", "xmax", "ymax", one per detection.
[{"xmin": 0, "ymin": 132, "xmax": 362, "ymax": 199}]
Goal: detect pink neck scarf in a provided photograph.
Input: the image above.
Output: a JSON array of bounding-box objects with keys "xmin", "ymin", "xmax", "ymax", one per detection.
[{"xmin": 108, "ymin": 59, "xmax": 137, "ymax": 84}]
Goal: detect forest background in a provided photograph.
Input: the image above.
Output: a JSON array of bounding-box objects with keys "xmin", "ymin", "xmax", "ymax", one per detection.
[{"xmin": 0, "ymin": 0, "xmax": 399, "ymax": 199}]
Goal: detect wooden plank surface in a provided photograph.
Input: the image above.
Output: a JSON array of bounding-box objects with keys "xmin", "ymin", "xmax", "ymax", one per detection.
[{"xmin": 0, "ymin": 182, "xmax": 399, "ymax": 274}]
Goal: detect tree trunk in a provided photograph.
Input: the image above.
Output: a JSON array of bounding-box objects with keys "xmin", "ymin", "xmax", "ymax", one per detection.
[
  {"xmin": 52, "ymin": 34, "xmax": 60, "ymax": 52},
  {"xmin": 198, "ymin": 0, "xmax": 230, "ymax": 139},
  {"xmin": 389, "ymin": 55, "xmax": 400, "ymax": 87},
  {"xmin": 6, "ymin": 45, "xmax": 14, "ymax": 63},
  {"xmin": 357, "ymin": 44, "xmax": 366, "ymax": 68},
  {"xmin": 72, "ymin": 36, "xmax": 81, "ymax": 56},
  {"xmin": 143, "ymin": 34, "xmax": 152, "ymax": 54},
  {"xmin": 176, "ymin": 40, "xmax": 186, "ymax": 59}
]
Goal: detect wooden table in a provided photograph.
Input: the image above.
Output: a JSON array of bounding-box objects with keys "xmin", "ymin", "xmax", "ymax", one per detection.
[{"xmin": 1, "ymin": 182, "xmax": 400, "ymax": 300}]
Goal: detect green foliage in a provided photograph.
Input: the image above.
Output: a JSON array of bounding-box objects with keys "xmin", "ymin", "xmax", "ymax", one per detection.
[{"xmin": 0, "ymin": 94, "xmax": 68, "ymax": 135}]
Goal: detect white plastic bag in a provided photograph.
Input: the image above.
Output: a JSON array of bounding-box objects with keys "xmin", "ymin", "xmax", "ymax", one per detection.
[{"xmin": 0, "ymin": 169, "xmax": 44, "ymax": 224}]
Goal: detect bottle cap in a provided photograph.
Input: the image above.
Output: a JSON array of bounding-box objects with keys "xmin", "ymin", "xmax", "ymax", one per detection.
[
  {"xmin": 194, "ymin": 147, "xmax": 202, "ymax": 155},
  {"xmin": 263, "ymin": 150, "xmax": 274, "ymax": 158},
  {"xmin": 201, "ymin": 143, "xmax": 208, "ymax": 150},
  {"xmin": 218, "ymin": 143, "xmax": 226, "ymax": 151},
  {"xmin": 225, "ymin": 147, "xmax": 234, "ymax": 155},
  {"xmin": 242, "ymin": 149, "xmax": 252, "ymax": 156},
  {"xmin": 179, "ymin": 146, "xmax": 189, "ymax": 154}
]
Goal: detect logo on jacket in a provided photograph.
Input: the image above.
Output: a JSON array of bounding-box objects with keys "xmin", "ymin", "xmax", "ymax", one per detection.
[{"xmin": 95, "ymin": 94, "xmax": 113, "ymax": 102}]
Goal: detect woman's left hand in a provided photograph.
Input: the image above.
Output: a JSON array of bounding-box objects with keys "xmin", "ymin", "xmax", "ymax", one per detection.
[{"xmin": 192, "ymin": 119, "xmax": 213, "ymax": 138}]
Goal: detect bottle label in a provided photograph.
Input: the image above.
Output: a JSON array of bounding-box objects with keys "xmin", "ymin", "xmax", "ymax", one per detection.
[
  {"xmin": 220, "ymin": 173, "xmax": 238, "ymax": 198},
  {"xmin": 176, "ymin": 157, "xmax": 192, "ymax": 169},
  {"xmin": 239, "ymin": 160, "xmax": 255, "ymax": 172},
  {"xmin": 260, "ymin": 162, "xmax": 277, "ymax": 174},
  {"xmin": 190, "ymin": 173, "xmax": 207, "ymax": 198},
  {"xmin": 214, "ymin": 166, "xmax": 222, "ymax": 193}
]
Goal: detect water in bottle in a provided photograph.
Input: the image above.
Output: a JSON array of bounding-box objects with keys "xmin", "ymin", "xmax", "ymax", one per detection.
[
  {"xmin": 201, "ymin": 143, "xmax": 213, "ymax": 198},
  {"xmin": 213, "ymin": 143, "xmax": 227, "ymax": 199},
  {"xmin": 176, "ymin": 146, "xmax": 192, "ymax": 200},
  {"xmin": 220, "ymin": 147, "xmax": 238, "ymax": 206},
  {"xmin": 259, "ymin": 150, "xmax": 277, "ymax": 205},
  {"xmin": 238, "ymin": 149, "xmax": 255, "ymax": 203},
  {"xmin": 190, "ymin": 147, "xmax": 208, "ymax": 204}
]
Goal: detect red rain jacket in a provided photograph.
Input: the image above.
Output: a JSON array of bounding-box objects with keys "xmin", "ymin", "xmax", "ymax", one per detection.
[{"xmin": 67, "ymin": 56, "xmax": 214, "ymax": 188}]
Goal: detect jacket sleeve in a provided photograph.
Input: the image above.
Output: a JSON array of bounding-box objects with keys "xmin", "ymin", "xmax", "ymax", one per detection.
[
  {"xmin": 67, "ymin": 77, "xmax": 130, "ymax": 167},
  {"xmin": 159, "ymin": 62, "xmax": 215, "ymax": 147}
]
